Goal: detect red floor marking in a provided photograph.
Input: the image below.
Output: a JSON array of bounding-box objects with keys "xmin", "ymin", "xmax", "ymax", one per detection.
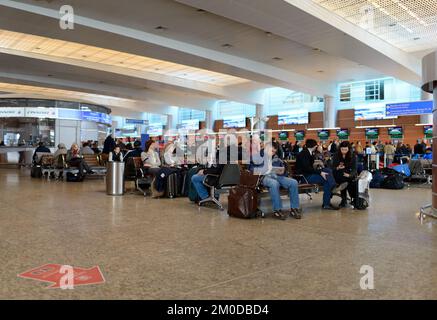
[{"xmin": 18, "ymin": 264, "xmax": 105, "ymax": 289}]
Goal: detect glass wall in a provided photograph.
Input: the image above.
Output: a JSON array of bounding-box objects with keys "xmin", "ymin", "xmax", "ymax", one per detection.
[
  {"xmin": 338, "ymin": 77, "xmax": 422, "ymax": 110},
  {"xmin": 0, "ymin": 118, "xmax": 55, "ymax": 147}
]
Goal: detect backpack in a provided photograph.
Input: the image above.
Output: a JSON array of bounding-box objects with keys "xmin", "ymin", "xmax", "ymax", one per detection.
[
  {"xmin": 381, "ymin": 172, "xmax": 404, "ymax": 189},
  {"xmin": 66, "ymin": 172, "xmax": 84, "ymax": 182},
  {"xmin": 369, "ymin": 170, "xmax": 384, "ymax": 188}
]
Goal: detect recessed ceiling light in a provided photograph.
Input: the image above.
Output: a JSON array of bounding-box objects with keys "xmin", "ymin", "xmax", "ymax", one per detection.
[
  {"xmin": 82, "ymin": 55, "xmax": 87, "ymax": 58},
  {"xmin": 35, "ymin": 47, "xmax": 41, "ymax": 50},
  {"xmin": 155, "ymin": 68, "xmax": 160, "ymax": 71},
  {"xmin": 272, "ymin": 57, "xmax": 282, "ymax": 61},
  {"xmin": 222, "ymin": 43, "xmax": 233, "ymax": 48},
  {"xmin": 47, "ymin": 74, "xmax": 53, "ymax": 77},
  {"xmin": 196, "ymin": 9, "xmax": 207, "ymax": 13},
  {"xmin": 312, "ymin": 48, "xmax": 322, "ymax": 52},
  {"xmin": 414, "ymin": 37, "xmax": 421, "ymax": 40},
  {"xmin": 317, "ymin": 70, "xmax": 324, "ymax": 73},
  {"xmin": 155, "ymin": 26, "xmax": 168, "ymax": 31},
  {"xmin": 389, "ymin": 23, "xmax": 397, "ymax": 27},
  {"xmin": 265, "ymin": 32, "xmax": 273, "ymax": 37}
]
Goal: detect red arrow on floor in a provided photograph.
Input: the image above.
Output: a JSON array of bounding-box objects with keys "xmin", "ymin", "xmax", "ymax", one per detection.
[{"xmin": 18, "ymin": 264, "xmax": 105, "ymax": 289}]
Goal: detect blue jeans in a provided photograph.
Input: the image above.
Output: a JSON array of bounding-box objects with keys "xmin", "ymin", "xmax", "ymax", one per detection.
[
  {"xmin": 191, "ymin": 174, "xmax": 209, "ymax": 200},
  {"xmin": 305, "ymin": 168, "xmax": 336, "ymax": 206},
  {"xmin": 262, "ymin": 175, "xmax": 299, "ymax": 211}
]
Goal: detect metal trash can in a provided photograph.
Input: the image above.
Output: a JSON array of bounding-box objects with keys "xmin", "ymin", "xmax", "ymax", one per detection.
[{"xmin": 106, "ymin": 161, "xmax": 125, "ymax": 196}]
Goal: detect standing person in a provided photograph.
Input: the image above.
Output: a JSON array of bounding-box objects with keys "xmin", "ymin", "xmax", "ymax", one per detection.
[
  {"xmin": 331, "ymin": 141, "xmax": 357, "ymax": 208},
  {"xmin": 384, "ymin": 141, "xmax": 396, "ymax": 167},
  {"xmin": 295, "ymin": 139, "xmax": 344, "ymax": 210},
  {"xmin": 102, "ymin": 134, "xmax": 116, "ymax": 154},
  {"xmin": 414, "ymin": 139, "xmax": 426, "ymax": 155}
]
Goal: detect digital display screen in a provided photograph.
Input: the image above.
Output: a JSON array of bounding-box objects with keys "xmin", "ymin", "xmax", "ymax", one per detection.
[
  {"xmin": 424, "ymin": 125, "xmax": 433, "ymax": 139},
  {"xmin": 278, "ymin": 131, "xmax": 289, "ymax": 141},
  {"xmin": 278, "ymin": 110, "xmax": 309, "ymax": 125},
  {"xmin": 317, "ymin": 130, "xmax": 330, "ymax": 141},
  {"xmin": 336, "ymin": 129, "xmax": 349, "ymax": 140},
  {"xmin": 223, "ymin": 115, "xmax": 246, "ymax": 128},
  {"xmin": 294, "ymin": 130, "xmax": 305, "ymax": 141},
  {"xmin": 180, "ymin": 119, "xmax": 199, "ymax": 131},
  {"xmin": 355, "ymin": 103, "xmax": 395, "ymax": 121},
  {"xmin": 147, "ymin": 123, "xmax": 163, "ymax": 137},
  {"xmin": 365, "ymin": 128, "xmax": 379, "ymax": 139},
  {"xmin": 388, "ymin": 126, "xmax": 403, "ymax": 139}
]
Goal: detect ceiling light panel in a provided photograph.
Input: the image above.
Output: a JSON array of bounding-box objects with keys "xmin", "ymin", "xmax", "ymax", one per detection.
[
  {"xmin": 0, "ymin": 29, "xmax": 250, "ymax": 86},
  {"xmin": 312, "ymin": 0, "xmax": 437, "ymax": 52}
]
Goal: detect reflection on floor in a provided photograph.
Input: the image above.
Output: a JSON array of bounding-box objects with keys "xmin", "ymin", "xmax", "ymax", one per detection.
[{"xmin": 0, "ymin": 169, "xmax": 436, "ymax": 300}]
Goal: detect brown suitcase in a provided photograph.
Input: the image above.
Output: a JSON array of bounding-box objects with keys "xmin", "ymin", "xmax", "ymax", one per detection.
[{"xmin": 227, "ymin": 186, "xmax": 261, "ymax": 219}]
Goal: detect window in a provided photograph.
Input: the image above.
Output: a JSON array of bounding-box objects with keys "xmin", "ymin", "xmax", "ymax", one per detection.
[
  {"xmin": 340, "ymin": 85, "xmax": 351, "ymax": 102},
  {"xmin": 365, "ymin": 80, "xmax": 384, "ymax": 101}
]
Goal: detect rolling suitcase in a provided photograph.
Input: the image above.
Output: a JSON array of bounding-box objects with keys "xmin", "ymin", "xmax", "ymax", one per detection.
[
  {"xmin": 228, "ymin": 186, "xmax": 261, "ymax": 219},
  {"xmin": 165, "ymin": 172, "xmax": 179, "ymax": 198}
]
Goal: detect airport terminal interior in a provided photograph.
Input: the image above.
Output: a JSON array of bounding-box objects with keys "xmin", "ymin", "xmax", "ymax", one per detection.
[{"xmin": 0, "ymin": 0, "xmax": 436, "ymax": 300}]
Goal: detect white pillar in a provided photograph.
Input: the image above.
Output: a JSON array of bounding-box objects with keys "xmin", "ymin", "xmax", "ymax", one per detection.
[
  {"xmin": 255, "ymin": 104, "xmax": 265, "ymax": 130},
  {"xmin": 323, "ymin": 95, "xmax": 336, "ymax": 128},
  {"xmin": 205, "ymin": 110, "xmax": 213, "ymax": 130},
  {"xmin": 167, "ymin": 114, "xmax": 175, "ymax": 130},
  {"xmin": 420, "ymin": 91, "xmax": 433, "ymax": 124}
]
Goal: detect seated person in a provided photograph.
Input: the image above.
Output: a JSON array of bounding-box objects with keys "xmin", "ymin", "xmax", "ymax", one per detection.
[
  {"xmin": 141, "ymin": 140, "xmax": 161, "ymax": 176},
  {"xmin": 250, "ymin": 142, "xmax": 301, "ymax": 220},
  {"xmin": 331, "ymin": 141, "xmax": 357, "ymax": 208},
  {"xmin": 33, "ymin": 142, "xmax": 51, "ymax": 163},
  {"xmin": 81, "ymin": 142, "xmax": 95, "ymax": 155},
  {"xmin": 191, "ymin": 163, "xmax": 225, "ymax": 206},
  {"xmin": 124, "ymin": 140, "xmax": 143, "ymax": 159},
  {"xmin": 66, "ymin": 143, "xmax": 94, "ymax": 177},
  {"xmin": 53, "ymin": 143, "xmax": 68, "ymax": 164},
  {"xmin": 295, "ymin": 139, "xmax": 344, "ymax": 210},
  {"xmin": 91, "ymin": 142, "xmax": 101, "ymax": 154},
  {"xmin": 109, "ymin": 146, "xmax": 123, "ymax": 162},
  {"xmin": 163, "ymin": 140, "xmax": 181, "ymax": 167}
]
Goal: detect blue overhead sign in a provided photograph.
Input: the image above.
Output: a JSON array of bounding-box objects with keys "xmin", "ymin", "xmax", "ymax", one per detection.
[
  {"xmin": 126, "ymin": 119, "xmax": 148, "ymax": 125},
  {"xmin": 386, "ymin": 100, "xmax": 432, "ymax": 116}
]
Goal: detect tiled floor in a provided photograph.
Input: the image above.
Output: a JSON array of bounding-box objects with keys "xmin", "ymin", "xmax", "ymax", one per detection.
[{"xmin": 1, "ymin": 168, "xmax": 436, "ymax": 299}]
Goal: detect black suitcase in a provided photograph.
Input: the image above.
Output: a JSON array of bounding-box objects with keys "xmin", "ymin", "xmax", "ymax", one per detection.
[
  {"xmin": 165, "ymin": 172, "xmax": 179, "ymax": 198},
  {"xmin": 31, "ymin": 166, "xmax": 42, "ymax": 178}
]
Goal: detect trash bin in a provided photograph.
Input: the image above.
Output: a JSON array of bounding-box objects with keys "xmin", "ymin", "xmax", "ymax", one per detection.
[{"xmin": 106, "ymin": 161, "xmax": 125, "ymax": 196}]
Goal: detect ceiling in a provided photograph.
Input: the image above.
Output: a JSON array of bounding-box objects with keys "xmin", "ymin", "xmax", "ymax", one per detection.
[
  {"xmin": 312, "ymin": 0, "xmax": 437, "ymax": 52},
  {"xmin": 0, "ymin": 0, "xmax": 428, "ymax": 117}
]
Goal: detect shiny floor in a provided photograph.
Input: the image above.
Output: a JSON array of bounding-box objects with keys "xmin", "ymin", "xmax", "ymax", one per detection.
[{"xmin": 1, "ymin": 168, "xmax": 436, "ymax": 300}]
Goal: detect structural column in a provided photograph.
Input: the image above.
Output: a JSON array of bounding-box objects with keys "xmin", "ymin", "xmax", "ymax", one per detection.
[
  {"xmin": 420, "ymin": 91, "xmax": 433, "ymax": 125},
  {"xmin": 167, "ymin": 114, "xmax": 175, "ymax": 130},
  {"xmin": 421, "ymin": 51, "xmax": 437, "ymax": 212},
  {"xmin": 323, "ymin": 95, "xmax": 337, "ymax": 129},
  {"xmin": 205, "ymin": 110, "xmax": 213, "ymax": 130},
  {"xmin": 255, "ymin": 104, "xmax": 265, "ymax": 130}
]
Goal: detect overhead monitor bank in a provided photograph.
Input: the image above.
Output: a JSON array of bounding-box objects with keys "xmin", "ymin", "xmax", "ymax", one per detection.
[{"xmin": 0, "ymin": 99, "xmax": 111, "ymax": 147}]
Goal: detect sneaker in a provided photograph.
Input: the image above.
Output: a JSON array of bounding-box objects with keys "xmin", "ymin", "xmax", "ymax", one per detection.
[
  {"xmin": 289, "ymin": 208, "xmax": 302, "ymax": 219},
  {"xmin": 200, "ymin": 201, "xmax": 219, "ymax": 209},
  {"xmin": 322, "ymin": 204, "xmax": 340, "ymax": 211},
  {"xmin": 273, "ymin": 210, "xmax": 287, "ymax": 220},
  {"xmin": 332, "ymin": 182, "xmax": 348, "ymax": 194}
]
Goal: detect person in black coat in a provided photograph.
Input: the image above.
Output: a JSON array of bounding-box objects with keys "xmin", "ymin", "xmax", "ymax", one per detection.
[
  {"xmin": 295, "ymin": 139, "xmax": 339, "ymax": 210},
  {"xmin": 331, "ymin": 141, "xmax": 358, "ymax": 208},
  {"xmin": 102, "ymin": 135, "xmax": 116, "ymax": 154}
]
